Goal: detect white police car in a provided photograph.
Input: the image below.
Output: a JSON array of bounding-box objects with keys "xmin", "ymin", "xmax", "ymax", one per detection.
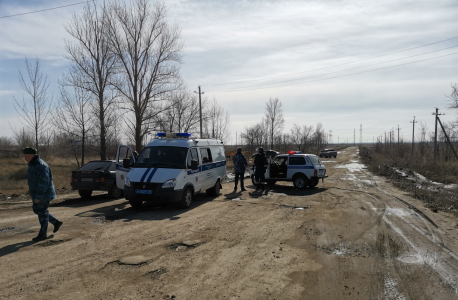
[
  {"xmin": 249, "ymin": 151, "xmax": 328, "ymax": 189},
  {"xmin": 116, "ymin": 133, "xmax": 226, "ymax": 209}
]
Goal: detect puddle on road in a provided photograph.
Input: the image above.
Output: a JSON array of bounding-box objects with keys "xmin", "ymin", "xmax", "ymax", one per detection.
[
  {"xmin": 397, "ymin": 255, "xmax": 423, "ymax": 264},
  {"xmin": 144, "ymin": 268, "xmax": 167, "ymax": 280}
]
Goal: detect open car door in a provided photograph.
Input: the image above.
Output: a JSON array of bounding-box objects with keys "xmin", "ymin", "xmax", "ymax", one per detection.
[{"xmin": 115, "ymin": 145, "xmax": 136, "ymax": 189}]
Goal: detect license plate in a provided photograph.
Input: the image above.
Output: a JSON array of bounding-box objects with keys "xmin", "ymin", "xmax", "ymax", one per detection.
[
  {"xmin": 81, "ymin": 178, "xmax": 93, "ymax": 182},
  {"xmin": 135, "ymin": 189, "xmax": 152, "ymax": 194},
  {"xmin": 318, "ymin": 170, "xmax": 325, "ymax": 175}
]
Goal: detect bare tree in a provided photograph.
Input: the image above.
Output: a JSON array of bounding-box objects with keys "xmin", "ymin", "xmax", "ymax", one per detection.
[
  {"xmin": 314, "ymin": 122, "xmax": 326, "ymax": 153},
  {"xmin": 64, "ymin": 1, "xmax": 118, "ymax": 160},
  {"xmin": 204, "ymin": 98, "xmax": 230, "ymax": 143},
  {"xmin": 13, "ymin": 57, "xmax": 52, "ymax": 153},
  {"xmin": 53, "ymin": 85, "xmax": 94, "ymax": 167},
  {"xmin": 265, "ymin": 97, "xmax": 284, "ymax": 150},
  {"xmin": 290, "ymin": 123, "xmax": 314, "ymax": 153},
  {"xmin": 106, "ymin": 0, "xmax": 183, "ymax": 151},
  {"xmin": 156, "ymin": 92, "xmax": 202, "ymax": 134}
]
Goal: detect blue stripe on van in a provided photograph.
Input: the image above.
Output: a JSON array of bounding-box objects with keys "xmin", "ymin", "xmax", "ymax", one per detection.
[
  {"xmin": 140, "ymin": 168, "xmax": 152, "ymax": 182},
  {"xmin": 288, "ymin": 166, "xmax": 314, "ymax": 169},
  {"xmin": 146, "ymin": 168, "xmax": 158, "ymax": 182}
]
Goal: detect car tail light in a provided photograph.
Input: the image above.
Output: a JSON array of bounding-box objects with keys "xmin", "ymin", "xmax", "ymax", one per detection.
[
  {"xmin": 71, "ymin": 177, "xmax": 78, "ymax": 182},
  {"xmin": 94, "ymin": 178, "xmax": 105, "ymax": 183},
  {"xmin": 314, "ymin": 169, "xmax": 317, "ymax": 176}
]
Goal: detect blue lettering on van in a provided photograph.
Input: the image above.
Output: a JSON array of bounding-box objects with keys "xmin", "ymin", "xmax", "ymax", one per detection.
[
  {"xmin": 187, "ymin": 160, "xmax": 226, "ymax": 175},
  {"xmin": 288, "ymin": 166, "xmax": 314, "ymax": 169}
]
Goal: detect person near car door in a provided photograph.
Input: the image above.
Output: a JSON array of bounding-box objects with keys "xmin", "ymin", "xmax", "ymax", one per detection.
[
  {"xmin": 232, "ymin": 147, "xmax": 248, "ymax": 192},
  {"xmin": 23, "ymin": 147, "xmax": 63, "ymax": 241},
  {"xmin": 253, "ymin": 147, "xmax": 268, "ymax": 192}
]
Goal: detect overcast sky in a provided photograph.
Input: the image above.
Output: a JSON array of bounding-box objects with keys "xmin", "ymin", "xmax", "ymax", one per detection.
[{"xmin": 1, "ymin": 0, "xmax": 457, "ymax": 145}]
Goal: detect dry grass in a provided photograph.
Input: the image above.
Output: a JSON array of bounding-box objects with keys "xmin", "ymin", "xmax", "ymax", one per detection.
[{"xmin": 0, "ymin": 156, "xmax": 78, "ymax": 197}]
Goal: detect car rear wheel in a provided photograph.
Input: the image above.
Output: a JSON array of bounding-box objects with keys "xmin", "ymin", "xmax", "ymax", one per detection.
[
  {"xmin": 293, "ymin": 175, "xmax": 308, "ymax": 189},
  {"xmin": 79, "ymin": 189, "xmax": 92, "ymax": 199},
  {"xmin": 178, "ymin": 187, "xmax": 193, "ymax": 209},
  {"xmin": 206, "ymin": 179, "xmax": 221, "ymax": 196},
  {"xmin": 108, "ymin": 184, "xmax": 123, "ymax": 198},
  {"xmin": 334, "ymin": 155, "xmax": 337, "ymax": 158},
  {"xmin": 309, "ymin": 178, "xmax": 319, "ymax": 187},
  {"xmin": 129, "ymin": 200, "xmax": 143, "ymax": 209}
]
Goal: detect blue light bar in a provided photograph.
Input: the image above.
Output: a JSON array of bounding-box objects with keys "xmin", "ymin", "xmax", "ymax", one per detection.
[
  {"xmin": 157, "ymin": 133, "xmax": 166, "ymax": 137},
  {"xmin": 175, "ymin": 133, "xmax": 191, "ymax": 138}
]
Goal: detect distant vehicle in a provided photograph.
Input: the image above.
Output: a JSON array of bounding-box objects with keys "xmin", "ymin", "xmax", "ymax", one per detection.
[
  {"xmin": 319, "ymin": 149, "xmax": 337, "ymax": 158},
  {"xmin": 249, "ymin": 151, "xmax": 328, "ymax": 189},
  {"xmin": 116, "ymin": 132, "xmax": 226, "ymax": 210},
  {"xmin": 71, "ymin": 161, "xmax": 123, "ymax": 199},
  {"xmin": 252, "ymin": 150, "xmax": 280, "ymax": 158}
]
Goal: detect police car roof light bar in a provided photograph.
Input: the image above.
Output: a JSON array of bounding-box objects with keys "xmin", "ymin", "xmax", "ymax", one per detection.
[
  {"xmin": 288, "ymin": 151, "xmax": 302, "ymax": 154},
  {"xmin": 156, "ymin": 132, "xmax": 191, "ymax": 139}
]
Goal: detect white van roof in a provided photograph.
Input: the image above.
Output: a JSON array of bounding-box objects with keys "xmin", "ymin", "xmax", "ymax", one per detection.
[{"xmin": 146, "ymin": 138, "xmax": 223, "ymax": 148}]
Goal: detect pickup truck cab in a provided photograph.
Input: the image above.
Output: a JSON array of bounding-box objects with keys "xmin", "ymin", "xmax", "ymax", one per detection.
[
  {"xmin": 319, "ymin": 148, "xmax": 337, "ymax": 158},
  {"xmin": 249, "ymin": 151, "xmax": 328, "ymax": 189}
]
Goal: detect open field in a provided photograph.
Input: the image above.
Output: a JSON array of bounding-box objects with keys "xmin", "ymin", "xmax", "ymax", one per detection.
[{"xmin": 1, "ymin": 147, "xmax": 458, "ymax": 299}]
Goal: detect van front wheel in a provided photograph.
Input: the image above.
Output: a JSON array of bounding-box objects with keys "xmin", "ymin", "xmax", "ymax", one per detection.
[{"xmin": 178, "ymin": 187, "xmax": 193, "ymax": 209}]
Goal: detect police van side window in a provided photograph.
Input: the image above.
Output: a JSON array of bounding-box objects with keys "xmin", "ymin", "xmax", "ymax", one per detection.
[
  {"xmin": 200, "ymin": 148, "xmax": 212, "ymax": 164},
  {"xmin": 289, "ymin": 157, "xmax": 306, "ymax": 165},
  {"xmin": 187, "ymin": 148, "xmax": 199, "ymax": 169}
]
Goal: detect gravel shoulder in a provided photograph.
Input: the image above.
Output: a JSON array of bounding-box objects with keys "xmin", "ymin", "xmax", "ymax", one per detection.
[{"xmin": 1, "ymin": 147, "xmax": 458, "ymax": 299}]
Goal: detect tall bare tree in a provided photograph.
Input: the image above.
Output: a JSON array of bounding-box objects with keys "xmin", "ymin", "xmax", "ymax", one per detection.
[
  {"xmin": 205, "ymin": 98, "xmax": 230, "ymax": 143},
  {"xmin": 64, "ymin": 1, "xmax": 118, "ymax": 160},
  {"xmin": 106, "ymin": 0, "xmax": 183, "ymax": 151},
  {"xmin": 265, "ymin": 97, "xmax": 284, "ymax": 150},
  {"xmin": 290, "ymin": 124, "xmax": 314, "ymax": 153},
  {"xmin": 53, "ymin": 85, "xmax": 94, "ymax": 166},
  {"xmin": 13, "ymin": 57, "xmax": 52, "ymax": 152}
]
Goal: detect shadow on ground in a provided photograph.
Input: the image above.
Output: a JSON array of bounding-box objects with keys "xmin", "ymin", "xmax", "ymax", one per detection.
[
  {"xmin": 0, "ymin": 235, "xmax": 54, "ymax": 258},
  {"xmin": 74, "ymin": 193, "xmax": 216, "ymax": 223},
  {"xmin": 50, "ymin": 193, "xmax": 122, "ymax": 208}
]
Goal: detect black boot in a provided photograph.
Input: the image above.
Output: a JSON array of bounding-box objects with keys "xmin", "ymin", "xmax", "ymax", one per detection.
[
  {"xmin": 53, "ymin": 221, "xmax": 63, "ymax": 233},
  {"xmin": 32, "ymin": 235, "xmax": 46, "ymax": 242}
]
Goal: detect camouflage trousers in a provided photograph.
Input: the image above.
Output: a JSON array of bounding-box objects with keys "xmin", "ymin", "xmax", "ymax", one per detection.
[{"xmin": 32, "ymin": 202, "xmax": 58, "ymax": 237}]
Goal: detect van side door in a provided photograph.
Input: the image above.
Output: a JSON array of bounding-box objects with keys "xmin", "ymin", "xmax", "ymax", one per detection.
[
  {"xmin": 199, "ymin": 148, "xmax": 215, "ymax": 189},
  {"xmin": 186, "ymin": 148, "xmax": 203, "ymax": 192},
  {"xmin": 116, "ymin": 145, "xmax": 136, "ymax": 189}
]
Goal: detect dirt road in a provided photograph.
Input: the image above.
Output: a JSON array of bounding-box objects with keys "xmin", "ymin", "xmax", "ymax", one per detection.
[{"xmin": 1, "ymin": 147, "xmax": 458, "ymax": 299}]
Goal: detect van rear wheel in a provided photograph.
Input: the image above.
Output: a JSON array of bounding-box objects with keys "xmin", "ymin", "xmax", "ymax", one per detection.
[
  {"xmin": 293, "ymin": 175, "xmax": 308, "ymax": 189},
  {"xmin": 206, "ymin": 179, "xmax": 221, "ymax": 197},
  {"xmin": 79, "ymin": 189, "xmax": 92, "ymax": 199}
]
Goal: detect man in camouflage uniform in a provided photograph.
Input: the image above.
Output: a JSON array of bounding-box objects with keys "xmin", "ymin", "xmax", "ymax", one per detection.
[
  {"xmin": 253, "ymin": 147, "xmax": 268, "ymax": 193},
  {"xmin": 23, "ymin": 147, "xmax": 63, "ymax": 241},
  {"xmin": 232, "ymin": 147, "xmax": 248, "ymax": 192}
]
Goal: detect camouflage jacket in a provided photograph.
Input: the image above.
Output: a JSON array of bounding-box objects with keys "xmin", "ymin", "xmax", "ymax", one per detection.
[
  {"xmin": 27, "ymin": 155, "xmax": 56, "ymax": 204},
  {"xmin": 232, "ymin": 152, "xmax": 248, "ymax": 174}
]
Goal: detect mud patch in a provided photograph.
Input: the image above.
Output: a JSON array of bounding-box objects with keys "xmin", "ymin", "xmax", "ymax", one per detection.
[
  {"xmin": 279, "ymin": 204, "xmax": 309, "ymax": 210},
  {"xmin": 318, "ymin": 242, "xmax": 373, "ymax": 258},
  {"xmin": 168, "ymin": 240, "xmax": 202, "ymax": 252},
  {"xmin": 93, "ymin": 216, "xmax": 112, "ymax": 224},
  {"xmin": 144, "ymin": 268, "xmax": 167, "ymax": 280},
  {"xmin": 35, "ymin": 239, "xmax": 71, "ymax": 247},
  {"xmin": 0, "ymin": 226, "xmax": 14, "ymax": 232}
]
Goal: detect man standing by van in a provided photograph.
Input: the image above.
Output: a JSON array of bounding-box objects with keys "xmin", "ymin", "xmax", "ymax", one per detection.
[
  {"xmin": 232, "ymin": 147, "xmax": 247, "ymax": 192},
  {"xmin": 23, "ymin": 147, "xmax": 63, "ymax": 241},
  {"xmin": 253, "ymin": 147, "xmax": 268, "ymax": 192}
]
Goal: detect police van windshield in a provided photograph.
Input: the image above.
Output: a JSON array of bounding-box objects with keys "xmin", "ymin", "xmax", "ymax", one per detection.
[{"xmin": 135, "ymin": 146, "xmax": 187, "ymax": 169}]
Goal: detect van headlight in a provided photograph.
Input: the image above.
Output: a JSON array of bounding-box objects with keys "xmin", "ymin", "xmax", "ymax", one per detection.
[
  {"xmin": 125, "ymin": 177, "xmax": 131, "ymax": 187},
  {"xmin": 162, "ymin": 178, "xmax": 176, "ymax": 188}
]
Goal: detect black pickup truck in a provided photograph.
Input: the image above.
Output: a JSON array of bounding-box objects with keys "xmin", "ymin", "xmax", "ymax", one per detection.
[{"xmin": 71, "ymin": 160, "xmax": 123, "ymax": 199}]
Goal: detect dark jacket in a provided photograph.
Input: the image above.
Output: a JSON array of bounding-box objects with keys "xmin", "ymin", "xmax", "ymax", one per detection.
[
  {"xmin": 27, "ymin": 155, "xmax": 56, "ymax": 205},
  {"xmin": 253, "ymin": 153, "xmax": 268, "ymax": 173},
  {"xmin": 232, "ymin": 152, "xmax": 248, "ymax": 174}
]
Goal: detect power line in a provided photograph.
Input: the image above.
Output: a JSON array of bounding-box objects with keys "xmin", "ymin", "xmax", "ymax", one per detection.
[
  {"xmin": 208, "ymin": 51, "xmax": 458, "ymax": 93},
  {"xmin": 204, "ymin": 35, "xmax": 458, "ymax": 87},
  {"xmin": 207, "ymin": 44, "xmax": 458, "ymax": 92},
  {"xmin": 0, "ymin": 1, "xmax": 93, "ymax": 19}
]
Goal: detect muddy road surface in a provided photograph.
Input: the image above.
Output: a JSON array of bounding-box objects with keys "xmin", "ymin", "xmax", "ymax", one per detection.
[{"xmin": 1, "ymin": 147, "xmax": 458, "ymax": 299}]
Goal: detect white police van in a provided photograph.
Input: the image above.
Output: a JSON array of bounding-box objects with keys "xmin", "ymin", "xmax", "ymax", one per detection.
[
  {"xmin": 249, "ymin": 151, "xmax": 328, "ymax": 189},
  {"xmin": 116, "ymin": 133, "xmax": 226, "ymax": 209}
]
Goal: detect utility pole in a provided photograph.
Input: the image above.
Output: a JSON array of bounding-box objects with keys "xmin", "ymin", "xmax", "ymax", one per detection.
[
  {"xmin": 359, "ymin": 124, "xmax": 362, "ymax": 145},
  {"xmin": 432, "ymin": 108, "xmax": 442, "ymax": 163},
  {"xmin": 194, "ymin": 86, "xmax": 204, "ymax": 137},
  {"xmin": 410, "ymin": 116, "xmax": 417, "ymax": 154},
  {"xmin": 396, "ymin": 125, "xmax": 401, "ymax": 144},
  {"xmin": 354, "ymin": 129, "xmax": 355, "ymax": 146}
]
